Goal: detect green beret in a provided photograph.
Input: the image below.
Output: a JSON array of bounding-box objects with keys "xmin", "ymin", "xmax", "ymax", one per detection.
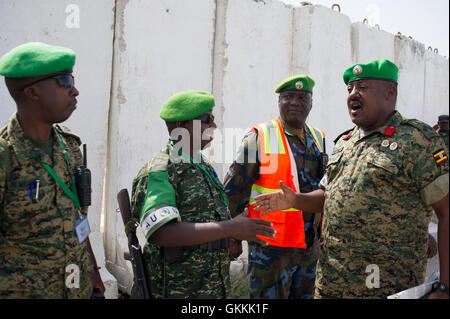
[
  {"xmin": 343, "ymin": 59, "xmax": 398, "ymax": 85},
  {"xmin": 275, "ymin": 75, "xmax": 315, "ymax": 93},
  {"xmin": 438, "ymin": 115, "xmax": 449, "ymax": 122},
  {"xmin": 0, "ymin": 42, "xmax": 76, "ymax": 78},
  {"xmin": 160, "ymin": 90, "xmax": 215, "ymax": 121}
]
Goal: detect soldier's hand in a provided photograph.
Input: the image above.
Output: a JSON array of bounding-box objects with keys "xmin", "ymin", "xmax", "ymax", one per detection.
[
  {"xmin": 229, "ymin": 208, "xmax": 276, "ymax": 246},
  {"xmin": 252, "ymin": 181, "xmax": 297, "ymax": 215}
]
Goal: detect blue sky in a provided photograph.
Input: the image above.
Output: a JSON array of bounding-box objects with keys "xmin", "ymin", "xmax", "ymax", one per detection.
[{"xmin": 281, "ymin": 0, "xmax": 449, "ymax": 58}]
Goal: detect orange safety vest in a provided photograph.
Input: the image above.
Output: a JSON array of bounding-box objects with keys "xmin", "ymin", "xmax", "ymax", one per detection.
[{"xmin": 248, "ymin": 118, "xmax": 325, "ymax": 248}]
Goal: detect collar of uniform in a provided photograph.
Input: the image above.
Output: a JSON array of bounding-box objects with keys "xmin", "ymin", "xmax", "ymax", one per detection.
[
  {"xmin": 374, "ymin": 111, "xmax": 403, "ymax": 136},
  {"xmin": 167, "ymin": 139, "xmax": 206, "ymax": 165},
  {"xmin": 354, "ymin": 111, "xmax": 403, "ymax": 141},
  {"xmin": 6, "ymin": 112, "xmax": 50, "ymax": 162},
  {"xmin": 280, "ymin": 118, "xmax": 308, "ymax": 146}
]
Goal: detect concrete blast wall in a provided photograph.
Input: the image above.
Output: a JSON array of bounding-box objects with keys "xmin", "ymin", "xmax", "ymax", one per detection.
[{"xmin": 0, "ymin": 0, "xmax": 448, "ymax": 297}]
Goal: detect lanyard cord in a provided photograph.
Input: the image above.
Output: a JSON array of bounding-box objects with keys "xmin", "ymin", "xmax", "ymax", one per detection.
[
  {"xmin": 40, "ymin": 130, "xmax": 80, "ymax": 209},
  {"xmin": 170, "ymin": 141, "xmax": 228, "ymax": 207}
]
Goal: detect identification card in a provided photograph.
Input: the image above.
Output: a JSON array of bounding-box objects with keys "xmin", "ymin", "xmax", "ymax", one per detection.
[{"xmin": 75, "ymin": 215, "xmax": 91, "ymax": 244}]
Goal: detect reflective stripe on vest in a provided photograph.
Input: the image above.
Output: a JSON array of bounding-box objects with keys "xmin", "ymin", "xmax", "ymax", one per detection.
[
  {"xmin": 248, "ymin": 118, "xmax": 306, "ymax": 248},
  {"xmin": 306, "ymin": 124, "xmax": 325, "ymax": 153}
]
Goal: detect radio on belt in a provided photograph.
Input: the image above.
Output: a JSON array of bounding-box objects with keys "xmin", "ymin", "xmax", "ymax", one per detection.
[{"xmin": 74, "ymin": 144, "xmax": 92, "ymax": 207}]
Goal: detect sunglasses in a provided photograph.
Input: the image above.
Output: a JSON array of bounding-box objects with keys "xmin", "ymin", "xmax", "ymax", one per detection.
[
  {"xmin": 19, "ymin": 73, "xmax": 75, "ymax": 91},
  {"xmin": 195, "ymin": 113, "xmax": 215, "ymax": 125}
]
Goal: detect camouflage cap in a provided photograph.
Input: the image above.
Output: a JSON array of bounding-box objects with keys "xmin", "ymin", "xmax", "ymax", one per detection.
[
  {"xmin": 343, "ymin": 59, "xmax": 398, "ymax": 85},
  {"xmin": 275, "ymin": 75, "xmax": 315, "ymax": 93},
  {"xmin": 0, "ymin": 42, "xmax": 76, "ymax": 78},
  {"xmin": 159, "ymin": 90, "xmax": 215, "ymax": 122}
]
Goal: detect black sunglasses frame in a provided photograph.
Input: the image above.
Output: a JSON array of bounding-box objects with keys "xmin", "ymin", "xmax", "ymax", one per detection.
[{"xmin": 19, "ymin": 73, "xmax": 75, "ymax": 91}]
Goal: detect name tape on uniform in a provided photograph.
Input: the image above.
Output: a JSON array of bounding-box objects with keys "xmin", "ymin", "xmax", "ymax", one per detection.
[{"xmin": 140, "ymin": 206, "xmax": 181, "ymax": 239}]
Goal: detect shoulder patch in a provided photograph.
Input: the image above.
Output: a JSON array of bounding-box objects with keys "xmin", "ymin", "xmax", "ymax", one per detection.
[
  {"xmin": 402, "ymin": 119, "xmax": 438, "ymax": 141},
  {"xmin": 334, "ymin": 128, "xmax": 354, "ymax": 144},
  {"xmin": 433, "ymin": 149, "xmax": 448, "ymax": 165},
  {"xmin": 55, "ymin": 125, "xmax": 82, "ymax": 146}
]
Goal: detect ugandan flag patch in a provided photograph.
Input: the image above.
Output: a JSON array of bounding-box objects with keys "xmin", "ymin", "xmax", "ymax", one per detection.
[{"xmin": 433, "ymin": 149, "xmax": 448, "ymax": 165}]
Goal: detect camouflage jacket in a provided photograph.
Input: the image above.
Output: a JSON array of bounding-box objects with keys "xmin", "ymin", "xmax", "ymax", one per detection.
[
  {"xmin": 0, "ymin": 113, "xmax": 93, "ymax": 299},
  {"xmin": 131, "ymin": 141, "xmax": 231, "ymax": 299},
  {"xmin": 316, "ymin": 111, "xmax": 449, "ymax": 299}
]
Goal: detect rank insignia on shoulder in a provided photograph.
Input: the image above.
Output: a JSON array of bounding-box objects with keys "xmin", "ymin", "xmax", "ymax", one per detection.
[
  {"xmin": 342, "ymin": 131, "xmax": 353, "ymax": 140},
  {"xmin": 433, "ymin": 149, "xmax": 448, "ymax": 165}
]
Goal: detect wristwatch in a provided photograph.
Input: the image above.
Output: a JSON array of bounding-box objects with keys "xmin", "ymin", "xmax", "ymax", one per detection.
[{"xmin": 433, "ymin": 282, "xmax": 449, "ymax": 295}]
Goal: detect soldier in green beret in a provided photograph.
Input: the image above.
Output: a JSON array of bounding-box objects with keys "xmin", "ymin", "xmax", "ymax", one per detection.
[
  {"xmin": 224, "ymin": 75, "xmax": 327, "ymax": 299},
  {"xmin": 130, "ymin": 90, "xmax": 275, "ymax": 298},
  {"xmin": 253, "ymin": 59, "xmax": 449, "ymax": 299},
  {"xmin": 0, "ymin": 42, "xmax": 104, "ymax": 298}
]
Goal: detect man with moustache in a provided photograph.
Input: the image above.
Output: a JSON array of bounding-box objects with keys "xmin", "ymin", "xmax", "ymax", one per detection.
[
  {"xmin": 224, "ymin": 76, "xmax": 327, "ymax": 299},
  {"xmin": 253, "ymin": 59, "xmax": 449, "ymax": 299},
  {"xmin": 0, "ymin": 42, "xmax": 104, "ymax": 298},
  {"xmin": 130, "ymin": 90, "xmax": 275, "ymax": 298}
]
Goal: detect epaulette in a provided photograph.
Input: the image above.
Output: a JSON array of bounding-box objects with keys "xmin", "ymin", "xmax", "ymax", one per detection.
[
  {"xmin": 54, "ymin": 125, "xmax": 82, "ymax": 146},
  {"xmin": 402, "ymin": 118, "xmax": 438, "ymax": 141},
  {"xmin": 334, "ymin": 127, "xmax": 355, "ymax": 144}
]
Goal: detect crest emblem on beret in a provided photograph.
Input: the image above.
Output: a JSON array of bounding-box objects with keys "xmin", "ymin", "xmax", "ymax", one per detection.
[
  {"xmin": 353, "ymin": 65, "xmax": 363, "ymax": 75},
  {"xmin": 295, "ymin": 81, "xmax": 304, "ymax": 90}
]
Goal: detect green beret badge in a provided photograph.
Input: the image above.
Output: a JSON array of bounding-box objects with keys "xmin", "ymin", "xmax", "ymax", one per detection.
[{"xmin": 353, "ymin": 65, "xmax": 363, "ymax": 76}]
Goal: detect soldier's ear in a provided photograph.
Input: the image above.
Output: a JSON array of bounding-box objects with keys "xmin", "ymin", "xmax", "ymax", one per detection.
[
  {"xmin": 22, "ymin": 86, "xmax": 40, "ymax": 101},
  {"xmin": 385, "ymin": 83, "xmax": 397, "ymax": 102}
]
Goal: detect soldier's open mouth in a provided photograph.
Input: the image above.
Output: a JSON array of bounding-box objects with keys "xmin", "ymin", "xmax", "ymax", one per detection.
[{"xmin": 350, "ymin": 101, "xmax": 362, "ymax": 115}]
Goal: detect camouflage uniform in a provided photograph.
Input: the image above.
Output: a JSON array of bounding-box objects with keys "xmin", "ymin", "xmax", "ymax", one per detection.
[
  {"xmin": 316, "ymin": 111, "xmax": 449, "ymax": 299},
  {"xmin": 131, "ymin": 141, "xmax": 231, "ymax": 299},
  {"xmin": 0, "ymin": 113, "xmax": 93, "ymax": 299},
  {"xmin": 224, "ymin": 119, "xmax": 323, "ymax": 299}
]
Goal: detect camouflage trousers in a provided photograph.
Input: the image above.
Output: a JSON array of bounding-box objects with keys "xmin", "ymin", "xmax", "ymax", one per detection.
[{"xmin": 248, "ymin": 242, "xmax": 319, "ymax": 299}]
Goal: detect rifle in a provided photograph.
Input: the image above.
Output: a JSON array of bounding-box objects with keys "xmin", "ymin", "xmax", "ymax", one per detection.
[{"xmin": 117, "ymin": 188, "xmax": 151, "ymax": 299}]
